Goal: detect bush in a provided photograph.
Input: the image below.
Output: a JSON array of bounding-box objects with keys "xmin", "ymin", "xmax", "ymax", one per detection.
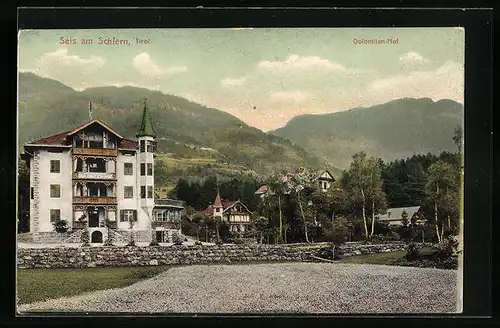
[
  {"xmin": 366, "ymin": 234, "xmax": 399, "ymax": 244},
  {"xmin": 194, "ymin": 241, "xmax": 203, "ymax": 246},
  {"xmin": 172, "ymin": 232, "xmax": 183, "ymax": 245},
  {"xmin": 233, "ymin": 238, "xmax": 245, "ymax": 244},
  {"xmin": 53, "ymin": 220, "xmax": 68, "ymax": 234},
  {"xmin": 126, "ymin": 239, "xmax": 136, "ymax": 247},
  {"xmin": 405, "ymin": 243, "xmax": 421, "ymax": 261},
  {"xmin": 149, "ymin": 239, "xmax": 160, "ymax": 246},
  {"xmin": 80, "ymin": 229, "xmax": 90, "ymax": 246}
]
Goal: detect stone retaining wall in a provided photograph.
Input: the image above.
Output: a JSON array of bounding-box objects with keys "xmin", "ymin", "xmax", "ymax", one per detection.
[{"xmin": 17, "ymin": 243, "xmax": 433, "ymax": 269}]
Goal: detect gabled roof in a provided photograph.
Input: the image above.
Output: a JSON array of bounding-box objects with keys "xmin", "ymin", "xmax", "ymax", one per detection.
[
  {"xmin": 67, "ymin": 119, "xmax": 125, "ymax": 139},
  {"xmin": 24, "ymin": 119, "xmax": 138, "ymax": 150},
  {"xmin": 26, "ymin": 130, "xmax": 73, "ymax": 147},
  {"xmin": 317, "ymin": 169, "xmax": 335, "ymax": 181},
  {"xmin": 200, "ymin": 197, "xmax": 252, "ymax": 216},
  {"xmin": 222, "ymin": 200, "xmax": 252, "ymax": 215},
  {"xmin": 378, "ymin": 206, "xmax": 422, "ymax": 221}
]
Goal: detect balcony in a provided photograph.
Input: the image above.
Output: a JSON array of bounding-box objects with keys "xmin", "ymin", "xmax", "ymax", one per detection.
[
  {"xmin": 152, "ymin": 221, "xmax": 178, "ymax": 229},
  {"xmin": 73, "ymin": 196, "xmax": 117, "ymax": 205},
  {"xmin": 73, "ymin": 147, "xmax": 118, "ymax": 157},
  {"xmin": 73, "ymin": 172, "xmax": 116, "ymax": 180}
]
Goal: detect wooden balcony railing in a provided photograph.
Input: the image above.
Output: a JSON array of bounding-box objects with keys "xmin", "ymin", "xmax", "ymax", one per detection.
[
  {"xmin": 73, "ymin": 172, "xmax": 116, "ymax": 180},
  {"xmin": 73, "ymin": 196, "xmax": 117, "ymax": 205},
  {"xmin": 72, "ymin": 147, "xmax": 118, "ymax": 157}
]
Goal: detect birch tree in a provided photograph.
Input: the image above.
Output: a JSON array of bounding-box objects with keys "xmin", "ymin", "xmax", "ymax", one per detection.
[
  {"xmin": 343, "ymin": 152, "xmax": 385, "ymax": 240},
  {"xmin": 425, "ymin": 160, "xmax": 460, "ymax": 243},
  {"xmin": 290, "ymin": 169, "xmax": 319, "ymax": 243}
]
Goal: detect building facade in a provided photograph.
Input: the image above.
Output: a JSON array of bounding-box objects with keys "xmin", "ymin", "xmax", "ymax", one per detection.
[
  {"xmin": 21, "ymin": 99, "xmax": 184, "ymax": 244},
  {"xmin": 201, "ymin": 193, "xmax": 252, "ymax": 234}
]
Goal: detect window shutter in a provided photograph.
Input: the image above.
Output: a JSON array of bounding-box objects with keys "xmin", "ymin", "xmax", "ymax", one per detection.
[
  {"xmin": 120, "ymin": 210, "xmax": 124, "ymax": 222},
  {"xmin": 133, "ymin": 210, "xmax": 137, "ymax": 221}
]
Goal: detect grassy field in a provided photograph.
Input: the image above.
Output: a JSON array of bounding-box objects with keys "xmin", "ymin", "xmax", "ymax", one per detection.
[
  {"xmin": 338, "ymin": 247, "xmax": 436, "ymax": 265},
  {"xmin": 17, "ymin": 266, "xmax": 170, "ymax": 305}
]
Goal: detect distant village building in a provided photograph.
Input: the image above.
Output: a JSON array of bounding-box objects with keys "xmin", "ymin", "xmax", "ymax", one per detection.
[
  {"xmin": 377, "ymin": 206, "xmax": 427, "ymax": 227},
  {"xmin": 201, "ymin": 192, "xmax": 252, "ymax": 234},
  {"xmin": 21, "ymin": 99, "xmax": 184, "ymax": 244},
  {"xmin": 254, "ymin": 167, "xmax": 336, "ymax": 197}
]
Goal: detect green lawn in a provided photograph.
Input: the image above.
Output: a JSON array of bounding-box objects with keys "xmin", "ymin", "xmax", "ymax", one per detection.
[
  {"xmin": 338, "ymin": 247, "xmax": 436, "ymax": 265},
  {"xmin": 17, "ymin": 266, "xmax": 170, "ymax": 305}
]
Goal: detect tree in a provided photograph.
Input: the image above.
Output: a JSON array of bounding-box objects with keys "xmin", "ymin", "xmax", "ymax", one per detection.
[
  {"xmin": 343, "ymin": 152, "xmax": 387, "ymax": 240},
  {"xmin": 324, "ymin": 217, "xmax": 348, "ymax": 259},
  {"xmin": 104, "ymin": 219, "xmax": 115, "ymax": 246},
  {"xmin": 425, "ymin": 160, "xmax": 460, "ymax": 243},
  {"xmin": 265, "ymin": 174, "xmax": 289, "ymax": 243},
  {"xmin": 290, "ymin": 169, "xmax": 319, "ymax": 243},
  {"xmin": 53, "ymin": 219, "xmax": 68, "ymax": 234},
  {"xmin": 452, "ymin": 125, "xmax": 463, "ymax": 154},
  {"xmin": 127, "ymin": 214, "xmax": 137, "ymax": 246}
]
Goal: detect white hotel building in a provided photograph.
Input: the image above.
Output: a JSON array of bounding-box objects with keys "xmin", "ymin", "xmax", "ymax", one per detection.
[{"xmin": 21, "ymin": 100, "xmax": 184, "ymax": 244}]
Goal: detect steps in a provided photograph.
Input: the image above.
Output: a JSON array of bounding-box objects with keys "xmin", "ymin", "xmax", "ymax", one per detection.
[{"xmin": 63, "ymin": 229, "xmax": 84, "ymax": 244}]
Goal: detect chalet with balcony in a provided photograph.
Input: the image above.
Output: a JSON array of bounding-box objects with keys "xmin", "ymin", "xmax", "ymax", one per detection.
[
  {"xmin": 201, "ymin": 193, "xmax": 252, "ymax": 234},
  {"xmin": 21, "ymin": 99, "xmax": 184, "ymax": 244}
]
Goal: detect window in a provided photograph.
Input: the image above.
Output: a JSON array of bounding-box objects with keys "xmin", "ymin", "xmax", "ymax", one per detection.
[
  {"xmin": 124, "ymin": 186, "xmax": 133, "ymax": 198},
  {"xmin": 147, "ymin": 163, "xmax": 153, "ymax": 176},
  {"xmin": 124, "ymin": 163, "xmax": 133, "ymax": 175},
  {"xmin": 147, "ymin": 140, "xmax": 157, "ymax": 152},
  {"xmin": 147, "ymin": 186, "xmax": 153, "ymax": 199},
  {"xmin": 120, "ymin": 209, "xmax": 137, "ymax": 222},
  {"xmin": 140, "ymin": 140, "xmax": 146, "ymax": 152},
  {"xmin": 30, "ymin": 187, "xmax": 34, "ymax": 200},
  {"xmin": 216, "ymin": 208, "xmax": 220, "ymax": 213},
  {"xmin": 140, "ymin": 163, "xmax": 145, "ymax": 176},
  {"xmin": 50, "ymin": 209, "xmax": 60, "ymax": 224},
  {"xmin": 155, "ymin": 210, "xmax": 165, "ymax": 221},
  {"xmin": 141, "ymin": 186, "xmax": 146, "ymax": 199},
  {"xmin": 50, "ymin": 184, "xmax": 61, "ymax": 198},
  {"xmin": 50, "ymin": 160, "xmax": 60, "ymax": 173}
]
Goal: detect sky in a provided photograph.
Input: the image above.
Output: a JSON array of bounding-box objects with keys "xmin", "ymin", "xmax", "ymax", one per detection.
[{"xmin": 18, "ymin": 28, "xmax": 464, "ymax": 132}]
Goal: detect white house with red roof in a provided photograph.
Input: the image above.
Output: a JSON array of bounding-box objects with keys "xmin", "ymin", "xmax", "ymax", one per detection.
[
  {"xmin": 21, "ymin": 99, "xmax": 184, "ymax": 245},
  {"xmin": 200, "ymin": 192, "xmax": 252, "ymax": 234}
]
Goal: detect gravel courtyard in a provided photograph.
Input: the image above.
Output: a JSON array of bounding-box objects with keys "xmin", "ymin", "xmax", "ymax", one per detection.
[{"xmin": 18, "ymin": 263, "xmax": 460, "ymax": 314}]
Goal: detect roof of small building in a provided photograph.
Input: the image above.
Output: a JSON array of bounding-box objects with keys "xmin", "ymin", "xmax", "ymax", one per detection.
[
  {"xmin": 201, "ymin": 195, "xmax": 252, "ymax": 216},
  {"xmin": 378, "ymin": 206, "xmax": 422, "ymax": 221},
  {"xmin": 154, "ymin": 198, "xmax": 184, "ymax": 209},
  {"xmin": 255, "ymin": 185, "xmax": 268, "ymax": 194}
]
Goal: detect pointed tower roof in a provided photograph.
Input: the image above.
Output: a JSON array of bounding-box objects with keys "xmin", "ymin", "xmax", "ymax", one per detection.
[
  {"xmin": 213, "ymin": 192, "xmax": 223, "ymax": 208},
  {"xmin": 136, "ymin": 98, "xmax": 157, "ymax": 138}
]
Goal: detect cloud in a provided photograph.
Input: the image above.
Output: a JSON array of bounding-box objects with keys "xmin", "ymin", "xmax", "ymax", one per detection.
[
  {"xmin": 367, "ymin": 61, "xmax": 464, "ymax": 104},
  {"xmin": 27, "ymin": 48, "xmax": 105, "ymax": 78},
  {"xmin": 132, "ymin": 52, "xmax": 187, "ymax": 79},
  {"xmin": 258, "ymin": 55, "xmax": 354, "ymax": 72},
  {"xmin": 220, "ymin": 77, "xmax": 247, "ymax": 88},
  {"xmin": 269, "ymin": 91, "xmax": 310, "ymax": 103},
  {"xmin": 399, "ymin": 51, "xmax": 430, "ymax": 63}
]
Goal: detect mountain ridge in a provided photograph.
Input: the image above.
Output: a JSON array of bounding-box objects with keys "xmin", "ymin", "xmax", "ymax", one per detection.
[
  {"xmin": 18, "ymin": 73, "xmax": 327, "ymax": 182},
  {"xmin": 270, "ymin": 97, "xmax": 463, "ymax": 169}
]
